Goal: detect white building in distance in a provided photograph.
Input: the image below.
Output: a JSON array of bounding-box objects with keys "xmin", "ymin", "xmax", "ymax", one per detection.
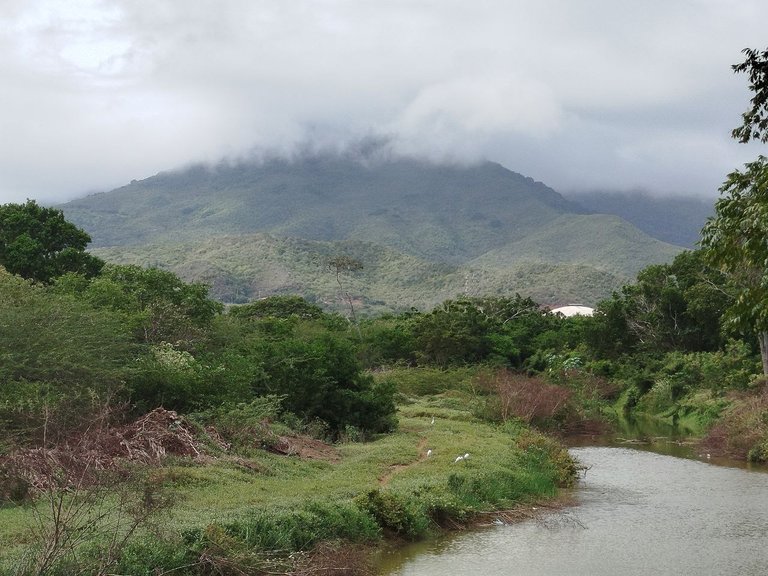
[{"xmin": 550, "ymin": 305, "xmax": 594, "ymax": 317}]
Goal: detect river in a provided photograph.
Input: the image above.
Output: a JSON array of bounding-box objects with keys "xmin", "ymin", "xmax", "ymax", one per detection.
[{"xmin": 377, "ymin": 439, "xmax": 768, "ymax": 575}]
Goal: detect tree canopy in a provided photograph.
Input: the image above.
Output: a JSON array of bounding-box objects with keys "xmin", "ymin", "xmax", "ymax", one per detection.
[
  {"xmin": 0, "ymin": 200, "xmax": 104, "ymax": 283},
  {"xmin": 732, "ymin": 47, "xmax": 768, "ymax": 143},
  {"xmin": 701, "ymin": 47, "xmax": 768, "ymax": 374},
  {"xmin": 701, "ymin": 157, "xmax": 768, "ymax": 373}
]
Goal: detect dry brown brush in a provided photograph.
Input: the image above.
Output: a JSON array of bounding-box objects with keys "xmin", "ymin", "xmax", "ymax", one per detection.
[
  {"xmin": 1, "ymin": 407, "xmax": 206, "ymax": 501},
  {"xmin": 475, "ymin": 369, "xmax": 572, "ymax": 426},
  {"xmin": 700, "ymin": 388, "xmax": 768, "ymax": 461}
]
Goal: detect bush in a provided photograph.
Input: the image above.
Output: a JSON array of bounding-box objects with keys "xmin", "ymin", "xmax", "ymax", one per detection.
[
  {"xmin": 224, "ymin": 500, "xmax": 380, "ymax": 551},
  {"xmin": 192, "ymin": 396, "xmax": 285, "ymax": 450},
  {"xmin": 474, "ymin": 369, "xmax": 571, "ymax": 427},
  {"xmin": 253, "ymin": 333, "xmax": 397, "ymax": 437},
  {"xmin": 701, "ymin": 389, "xmax": 768, "ymax": 461},
  {"xmin": 356, "ymin": 489, "xmax": 430, "ymax": 540}
]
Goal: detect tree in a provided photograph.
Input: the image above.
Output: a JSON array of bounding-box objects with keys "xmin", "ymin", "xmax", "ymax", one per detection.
[
  {"xmin": 327, "ymin": 255, "xmax": 363, "ymax": 335},
  {"xmin": 0, "ymin": 200, "xmax": 103, "ymax": 283},
  {"xmin": 0, "ymin": 267, "xmax": 131, "ymax": 387},
  {"xmin": 700, "ymin": 47, "xmax": 768, "ymax": 375},
  {"xmin": 701, "ymin": 156, "xmax": 768, "ymax": 374},
  {"xmin": 55, "ymin": 264, "xmax": 223, "ymax": 349},
  {"xmin": 732, "ymin": 47, "xmax": 768, "ymax": 143},
  {"xmin": 228, "ymin": 295, "xmax": 325, "ymax": 321},
  {"xmin": 411, "ymin": 296, "xmax": 549, "ymax": 367}
]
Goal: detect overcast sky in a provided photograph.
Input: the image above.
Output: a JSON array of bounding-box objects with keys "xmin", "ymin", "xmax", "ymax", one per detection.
[{"xmin": 1, "ymin": 0, "xmax": 767, "ymax": 205}]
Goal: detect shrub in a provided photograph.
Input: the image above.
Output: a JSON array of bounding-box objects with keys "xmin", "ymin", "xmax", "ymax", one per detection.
[
  {"xmin": 225, "ymin": 500, "xmax": 380, "ymax": 551},
  {"xmin": 356, "ymin": 489, "xmax": 430, "ymax": 540},
  {"xmin": 475, "ymin": 369, "xmax": 571, "ymax": 427},
  {"xmin": 192, "ymin": 396, "xmax": 285, "ymax": 450},
  {"xmin": 701, "ymin": 389, "xmax": 768, "ymax": 461}
]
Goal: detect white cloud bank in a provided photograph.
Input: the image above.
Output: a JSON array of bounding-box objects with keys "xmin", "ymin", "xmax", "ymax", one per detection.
[{"xmin": 1, "ymin": 0, "xmax": 767, "ymax": 204}]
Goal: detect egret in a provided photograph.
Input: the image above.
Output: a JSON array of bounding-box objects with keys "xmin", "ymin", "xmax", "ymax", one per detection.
[
  {"xmin": 430, "ymin": 416, "xmax": 435, "ymax": 425},
  {"xmin": 426, "ymin": 449, "xmax": 433, "ymax": 457},
  {"xmin": 453, "ymin": 455, "xmax": 464, "ymax": 463},
  {"xmin": 463, "ymin": 453, "xmax": 470, "ymax": 459}
]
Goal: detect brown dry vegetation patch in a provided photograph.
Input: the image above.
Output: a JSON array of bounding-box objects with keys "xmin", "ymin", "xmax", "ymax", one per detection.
[
  {"xmin": 700, "ymin": 389, "xmax": 768, "ymax": 459},
  {"xmin": 0, "ymin": 408, "xmax": 205, "ymax": 496},
  {"xmin": 476, "ymin": 370, "xmax": 571, "ymax": 423},
  {"xmin": 1, "ymin": 409, "xmax": 342, "ymax": 499},
  {"xmin": 268, "ymin": 434, "xmax": 341, "ymax": 462},
  {"xmin": 289, "ymin": 541, "xmax": 374, "ymax": 576}
]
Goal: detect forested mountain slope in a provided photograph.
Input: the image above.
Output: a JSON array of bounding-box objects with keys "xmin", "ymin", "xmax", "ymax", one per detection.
[
  {"xmin": 566, "ymin": 190, "xmax": 714, "ymax": 248},
  {"xmin": 62, "ymin": 154, "xmax": 684, "ymax": 309}
]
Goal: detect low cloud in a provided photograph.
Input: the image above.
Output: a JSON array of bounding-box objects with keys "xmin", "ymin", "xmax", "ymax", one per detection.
[{"xmin": 1, "ymin": 0, "xmax": 767, "ymax": 204}]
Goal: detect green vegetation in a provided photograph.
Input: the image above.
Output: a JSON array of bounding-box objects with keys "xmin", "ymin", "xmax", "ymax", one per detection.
[
  {"xmin": 1, "ymin": 204, "xmax": 767, "ymax": 575},
  {"xmin": 4, "ymin": 45, "xmax": 768, "ymax": 576},
  {"xmin": 60, "ymin": 155, "xmax": 683, "ymax": 309},
  {"xmin": 564, "ymin": 190, "xmax": 713, "ymax": 249},
  {"xmin": 701, "ymin": 156, "xmax": 768, "ymax": 374},
  {"xmin": 0, "ymin": 203, "xmax": 585, "ymax": 574},
  {"xmin": 91, "ymin": 233, "xmax": 630, "ymax": 311},
  {"xmin": 0, "ymin": 200, "xmax": 103, "ymax": 283}
]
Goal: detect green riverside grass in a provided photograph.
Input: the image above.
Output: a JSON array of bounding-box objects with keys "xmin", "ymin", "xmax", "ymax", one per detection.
[{"xmin": 0, "ymin": 395, "xmax": 576, "ymax": 574}]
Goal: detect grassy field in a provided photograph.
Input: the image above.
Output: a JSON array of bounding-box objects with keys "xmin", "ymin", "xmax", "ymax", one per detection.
[{"xmin": 0, "ymin": 390, "xmax": 576, "ymax": 575}]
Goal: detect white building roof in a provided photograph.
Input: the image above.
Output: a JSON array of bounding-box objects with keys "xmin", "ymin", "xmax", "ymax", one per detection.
[{"xmin": 550, "ymin": 305, "xmax": 594, "ymax": 317}]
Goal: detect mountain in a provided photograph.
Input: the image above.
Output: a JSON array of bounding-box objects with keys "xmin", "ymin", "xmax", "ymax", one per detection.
[
  {"xmin": 565, "ymin": 190, "xmax": 714, "ymax": 249},
  {"xmin": 61, "ymin": 154, "xmax": 684, "ymax": 310},
  {"xmin": 62, "ymin": 156, "xmax": 582, "ymax": 261},
  {"xmin": 91, "ymin": 233, "xmax": 628, "ymax": 312}
]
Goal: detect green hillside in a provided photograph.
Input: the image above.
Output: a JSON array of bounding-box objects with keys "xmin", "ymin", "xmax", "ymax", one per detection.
[
  {"xmin": 566, "ymin": 190, "xmax": 714, "ymax": 248},
  {"xmin": 471, "ymin": 214, "xmax": 682, "ymax": 277},
  {"xmin": 92, "ymin": 233, "xmax": 629, "ymax": 312},
  {"xmin": 62, "ymin": 156, "xmax": 581, "ymax": 263},
  {"xmin": 63, "ymin": 154, "xmax": 683, "ymax": 309}
]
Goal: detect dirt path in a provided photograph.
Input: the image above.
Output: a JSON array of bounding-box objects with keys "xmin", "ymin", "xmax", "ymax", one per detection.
[{"xmin": 378, "ymin": 436, "xmax": 428, "ymax": 486}]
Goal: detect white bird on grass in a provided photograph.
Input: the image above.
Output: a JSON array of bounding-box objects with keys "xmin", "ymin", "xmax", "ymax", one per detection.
[
  {"xmin": 426, "ymin": 449, "xmax": 433, "ymax": 457},
  {"xmin": 430, "ymin": 416, "xmax": 435, "ymax": 425},
  {"xmin": 454, "ymin": 455, "xmax": 465, "ymax": 463}
]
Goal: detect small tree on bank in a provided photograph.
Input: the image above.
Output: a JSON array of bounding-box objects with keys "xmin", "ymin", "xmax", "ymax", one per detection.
[{"xmin": 701, "ymin": 157, "xmax": 768, "ymax": 374}]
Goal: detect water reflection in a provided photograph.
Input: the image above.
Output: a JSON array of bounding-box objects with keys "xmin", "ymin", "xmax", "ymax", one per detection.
[
  {"xmin": 567, "ymin": 415, "xmax": 768, "ymax": 471},
  {"xmin": 379, "ymin": 447, "xmax": 768, "ymax": 576}
]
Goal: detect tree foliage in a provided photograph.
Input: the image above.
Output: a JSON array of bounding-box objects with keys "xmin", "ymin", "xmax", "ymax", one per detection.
[
  {"xmin": 0, "ymin": 200, "xmax": 103, "ymax": 283},
  {"xmin": 732, "ymin": 47, "xmax": 768, "ymax": 143},
  {"xmin": 701, "ymin": 157, "xmax": 768, "ymax": 373},
  {"xmin": 56, "ymin": 264, "xmax": 223, "ymax": 349},
  {"xmin": 229, "ymin": 295, "xmax": 326, "ymax": 321},
  {"xmin": 410, "ymin": 295, "xmax": 553, "ymax": 367},
  {"xmin": 587, "ymin": 250, "xmax": 729, "ymax": 358},
  {"xmin": 0, "ymin": 267, "xmax": 131, "ymax": 387}
]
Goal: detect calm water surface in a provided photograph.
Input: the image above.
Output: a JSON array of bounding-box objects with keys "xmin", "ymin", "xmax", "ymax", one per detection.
[{"xmin": 378, "ymin": 446, "xmax": 768, "ymax": 576}]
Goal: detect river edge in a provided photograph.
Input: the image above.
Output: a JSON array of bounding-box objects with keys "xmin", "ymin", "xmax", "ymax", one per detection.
[
  {"xmin": 375, "ymin": 435, "xmax": 768, "ymax": 576},
  {"xmin": 368, "ymin": 491, "xmax": 579, "ymax": 576}
]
